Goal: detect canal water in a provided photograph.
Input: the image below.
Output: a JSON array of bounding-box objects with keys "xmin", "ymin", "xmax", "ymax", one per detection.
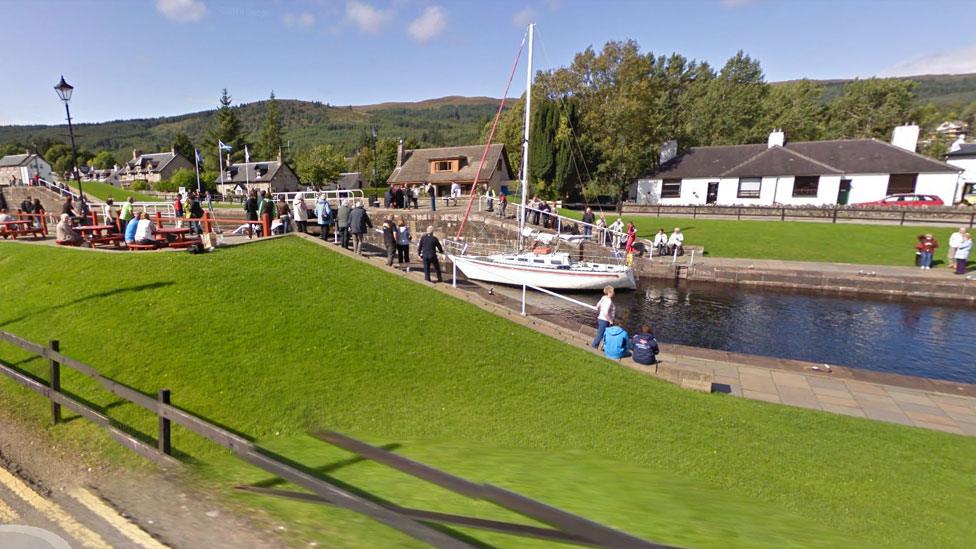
[{"xmin": 511, "ymin": 279, "xmax": 976, "ymax": 384}]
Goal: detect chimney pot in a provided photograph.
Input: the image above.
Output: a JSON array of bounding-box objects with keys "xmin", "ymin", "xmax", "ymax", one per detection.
[
  {"xmin": 396, "ymin": 139, "xmax": 405, "ymax": 168},
  {"xmin": 658, "ymin": 140, "xmax": 678, "ymax": 165},
  {"xmin": 768, "ymin": 130, "xmax": 785, "ymax": 148},
  {"xmin": 891, "ymin": 124, "xmax": 920, "ymax": 153}
]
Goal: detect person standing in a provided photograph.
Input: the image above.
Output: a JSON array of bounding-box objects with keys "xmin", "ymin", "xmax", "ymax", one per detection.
[
  {"xmin": 631, "ymin": 325, "xmax": 660, "ymax": 365},
  {"xmin": 173, "ymin": 193, "xmax": 184, "ymax": 228},
  {"xmin": 581, "ymin": 207, "xmax": 595, "ymax": 237},
  {"xmin": 591, "ymin": 286, "xmax": 615, "ymax": 349},
  {"xmin": 382, "ymin": 216, "xmax": 398, "ymax": 266},
  {"xmin": 954, "ymin": 233, "xmax": 972, "ymax": 275},
  {"xmin": 396, "ymin": 217, "xmax": 411, "ymax": 264},
  {"xmin": 915, "ymin": 234, "xmax": 938, "ymax": 270},
  {"xmin": 31, "ymin": 198, "xmax": 45, "ymax": 230},
  {"xmin": 315, "ymin": 193, "xmax": 332, "ymax": 240},
  {"xmin": 418, "ymin": 225, "xmax": 444, "ymax": 282},
  {"xmin": 395, "ymin": 185, "xmax": 405, "ymax": 209},
  {"xmin": 348, "ymin": 199, "xmax": 372, "ymax": 255},
  {"xmin": 189, "ymin": 192, "xmax": 205, "ymax": 235},
  {"xmin": 427, "ymin": 182, "xmax": 436, "ymax": 211},
  {"xmin": 499, "ymin": 192, "xmax": 508, "ymax": 217},
  {"xmin": 337, "ymin": 199, "xmax": 351, "ymax": 249},
  {"xmin": 596, "ymin": 215, "xmax": 607, "ymax": 246},
  {"xmin": 947, "ymin": 227, "xmax": 967, "ymax": 268},
  {"xmin": 608, "ymin": 218, "xmax": 624, "ymax": 248},
  {"xmin": 102, "ymin": 198, "xmax": 118, "ymax": 233},
  {"xmin": 20, "ymin": 196, "xmax": 33, "ymax": 216},
  {"xmin": 485, "ymin": 185, "xmax": 495, "ymax": 212},
  {"xmin": 294, "ymin": 196, "xmax": 309, "ymax": 233},
  {"xmin": 275, "ymin": 195, "xmax": 291, "ymax": 234},
  {"xmin": 119, "ymin": 197, "xmax": 135, "ymax": 231},
  {"xmin": 450, "ymin": 182, "xmax": 461, "ymax": 206},
  {"xmin": 410, "ymin": 185, "xmax": 419, "ymax": 209}
]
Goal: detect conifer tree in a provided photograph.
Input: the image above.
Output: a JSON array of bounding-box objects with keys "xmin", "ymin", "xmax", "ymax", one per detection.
[{"xmin": 256, "ymin": 91, "xmax": 284, "ymax": 161}]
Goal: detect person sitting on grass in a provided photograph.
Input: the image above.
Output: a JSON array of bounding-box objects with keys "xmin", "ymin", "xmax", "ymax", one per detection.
[
  {"xmin": 631, "ymin": 325, "xmax": 660, "ymax": 366},
  {"xmin": 55, "ymin": 213, "xmax": 83, "ymax": 245},
  {"xmin": 601, "ymin": 324, "xmax": 630, "ymax": 359},
  {"xmin": 134, "ymin": 212, "xmax": 158, "ymax": 247},
  {"xmin": 124, "ymin": 212, "xmax": 141, "ymax": 244}
]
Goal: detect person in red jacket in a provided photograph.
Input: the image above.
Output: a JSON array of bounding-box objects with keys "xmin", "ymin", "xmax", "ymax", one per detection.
[{"xmin": 915, "ymin": 233, "xmax": 938, "ymax": 270}]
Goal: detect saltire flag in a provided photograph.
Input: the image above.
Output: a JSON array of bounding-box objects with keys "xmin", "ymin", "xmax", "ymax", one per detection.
[
  {"xmin": 195, "ymin": 149, "xmax": 204, "ymax": 165},
  {"xmin": 218, "ymin": 140, "xmax": 233, "ymax": 152}
]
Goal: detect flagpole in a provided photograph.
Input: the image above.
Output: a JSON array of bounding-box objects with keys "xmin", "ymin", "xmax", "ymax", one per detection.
[
  {"xmin": 218, "ymin": 143, "xmax": 224, "ymax": 190},
  {"xmin": 245, "ymin": 145, "xmax": 250, "ymax": 192},
  {"xmin": 194, "ymin": 149, "xmax": 202, "ymax": 194}
]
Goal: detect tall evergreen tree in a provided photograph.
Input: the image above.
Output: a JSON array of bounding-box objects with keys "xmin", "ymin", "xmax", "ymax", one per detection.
[
  {"xmin": 172, "ymin": 132, "xmax": 195, "ymax": 162},
  {"xmin": 208, "ymin": 88, "xmax": 245, "ymax": 168},
  {"xmin": 255, "ymin": 91, "xmax": 284, "ymax": 161}
]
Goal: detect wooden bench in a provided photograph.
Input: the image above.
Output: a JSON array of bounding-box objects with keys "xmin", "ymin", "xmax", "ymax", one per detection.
[
  {"xmin": 89, "ymin": 235, "xmax": 123, "ymax": 248},
  {"xmin": 55, "ymin": 239, "xmax": 83, "ymax": 247},
  {"xmin": 125, "ymin": 242, "xmax": 158, "ymax": 251},
  {"xmin": 0, "ymin": 228, "xmax": 45, "ymax": 240},
  {"xmin": 166, "ymin": 238, "xmax": 202, "ymax": 249}
]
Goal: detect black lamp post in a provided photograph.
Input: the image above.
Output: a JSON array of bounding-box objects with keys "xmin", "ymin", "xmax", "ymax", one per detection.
[{"xmin": 54, "ymin": 75, "xmax": 83, "ymax": 200}]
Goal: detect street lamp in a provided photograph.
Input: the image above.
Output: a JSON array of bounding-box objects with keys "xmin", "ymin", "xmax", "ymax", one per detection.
[{"xmin": 54, "ymin": 75, "xmax": 83, "ymax": 201}]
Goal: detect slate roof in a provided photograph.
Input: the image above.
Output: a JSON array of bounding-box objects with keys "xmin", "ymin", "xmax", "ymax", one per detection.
[
  {"xmin": 118, "ymin": 151, "xmax": 184, "ymax": 175},
  {"xmin": 214, "ymin": 161, "xmax": 291, "ymax": 184},
  {"xmin": 947, "ymin": 143, "xmax": 976, "ymax": 158},
  {"xmin": 650, "ymin": 139, "xmax": 960, "ymax": 179},
  {"xmin": 0, "ymin": 154, "xmax": 34, "ymax": 168},
  {"xmin": 387, "ymin": 144, "xmax": 514, "ymax": 184}
]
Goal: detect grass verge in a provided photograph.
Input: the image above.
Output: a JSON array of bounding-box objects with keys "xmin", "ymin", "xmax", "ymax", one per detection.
[
  {"xmin": 70, "ymin": 181, "xmax": 157, "ymax": 202},
  {"xmin": 0, "ymin": 238, "xmax": 973, "ymax": 547}
]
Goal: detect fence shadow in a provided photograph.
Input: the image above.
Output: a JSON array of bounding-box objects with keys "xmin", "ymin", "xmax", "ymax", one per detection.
[{"xmin": 0, "ymin": 281, "xmax": 175, "ymax": 328}]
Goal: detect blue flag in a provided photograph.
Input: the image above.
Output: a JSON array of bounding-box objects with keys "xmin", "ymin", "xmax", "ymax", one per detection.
[{"xmin": 218, "ymin": 141, "xmax": 232, "ymax": 152}]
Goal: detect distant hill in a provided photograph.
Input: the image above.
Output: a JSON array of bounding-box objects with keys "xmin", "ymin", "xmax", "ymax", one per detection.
[
  {"xmin": 0, "ymin": 97, "xmax": 507, "ymax": 161},
  {"xmin": 777, "ymin": 73, "xmax": 976, "ymax": 109}
]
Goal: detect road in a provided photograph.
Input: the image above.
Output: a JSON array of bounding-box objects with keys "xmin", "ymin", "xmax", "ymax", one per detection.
[{"xmin": 0, "ymin": 463, "xmax": 166, "ymax": 548}]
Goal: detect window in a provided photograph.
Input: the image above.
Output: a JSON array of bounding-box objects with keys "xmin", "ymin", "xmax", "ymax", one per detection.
[
  {"xmin": 792, "ymin": 176, "xmax": 820, "ymax": 197},
  {"xmin": 661, "ymin": 178, "xmax": 681, "ymax": 198},
  {"xmin": 430, "ymin": 159, "xmax": 459, "ymax": 173},
  {"xmin": 886, "ymin": 173, "xmax": 917, "ymax": 195},
  {"xmin": 737, "ymin": 177, "xmax": 762, "ymax": 199}
]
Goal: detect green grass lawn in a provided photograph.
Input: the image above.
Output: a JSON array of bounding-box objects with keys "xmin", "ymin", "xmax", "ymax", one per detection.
[
  {"xmin": 70, "ymin": 181, "xmax": 157, "ymax": 202},
  {"xmin": 0, "ymin": 239, "xmax": 973, "ymax": 547},
  {"xmin": 561, "ymin": 210, "xmax": 968, "ymax": 267}
]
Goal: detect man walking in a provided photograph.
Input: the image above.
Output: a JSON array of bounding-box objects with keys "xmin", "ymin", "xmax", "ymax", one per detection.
[
  {"xmin": 348, "ymin": 199, "xmax": 372, "ymax": 255},
  {"xmin": 581, "ymin": 207, "xmax": 595, "ymax": 238},
  {"xmin": 418, "ymin": 225, "xmax": 444, "ymax": 282},
  {"xmin": 382, "ymin": 216, "xmax": 398, "ymax": 266}
]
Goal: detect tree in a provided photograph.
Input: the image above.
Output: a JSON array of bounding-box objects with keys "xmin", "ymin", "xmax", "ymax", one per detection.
[
  {"xmin": 255, "ymin": 91, "xmax": 284, "ymax": 161},
  {"xmin": 208, "ymin": 88, "xmax": 245, "ymax": 167},
  {"xmin": 156, "ymin": 168, "xmax": 199, "ymax": 192},
  {"xmin": 761, "ymin": 80, "xmax": 827, "ymax": 142},
  {"xmin": 690, "ymin": 50, "xmax": 768, "ymax": 146},
  {"xmin": 296, "ymin": 144, "xmax": 348, "ymax": 185},
  {"xmin": 90, "ymin": 151, "xmax": 117, "ymax": 170},
  {"xmin": 827, "ymin": 78, "xmax": 917, "ymax": 139},
  {"xmin": 172, "ymin": 132, "xmax": 195, "ymax": 163},
  {"xmin": 0, "ymin": 143, "xmax": 27, "ymax": 156},
  {"xmin": 44, "ymin": 143, "xmax": 72, "ymax": 170}
]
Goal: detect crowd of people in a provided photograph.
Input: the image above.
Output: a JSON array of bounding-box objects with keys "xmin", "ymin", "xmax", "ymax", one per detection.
[{"xmin": 590, "ymin": 286, "xmax": 660, "ymax": 364}]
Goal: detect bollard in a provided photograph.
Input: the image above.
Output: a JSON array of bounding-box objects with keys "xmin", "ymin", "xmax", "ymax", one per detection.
[
  {"xmin": 158, "ymin": 389, "xmax": 171, "ymax": 455},
  {"xmin": 49, "ymin": 340, "xmax": 61, "ymax": 425},
  {"xmin": 521, "ymin": 285, "xmax": 527, "ymax": 316}
]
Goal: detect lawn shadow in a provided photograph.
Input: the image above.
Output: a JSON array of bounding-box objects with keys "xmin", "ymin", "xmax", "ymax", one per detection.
[
  {"xmin": 251, "ymin": 442, "xmax": 402, "ymax": 489},
  {"xmin": 0, "ymin": 281, "xmax": 175, "ymax": 328}
]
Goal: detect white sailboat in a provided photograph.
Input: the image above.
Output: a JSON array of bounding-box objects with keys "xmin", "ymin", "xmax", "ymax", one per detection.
[{"xmin": 446, "ymin": 23, "xmax": 636, "ymax": 291}]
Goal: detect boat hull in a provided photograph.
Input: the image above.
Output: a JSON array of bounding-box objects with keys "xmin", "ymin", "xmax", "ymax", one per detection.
[{"xmin": 448, "ymin": 255, "xmax": 637, "ymax": 290}]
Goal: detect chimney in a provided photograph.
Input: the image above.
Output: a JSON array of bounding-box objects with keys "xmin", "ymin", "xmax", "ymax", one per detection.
[
  {"xmin": 396, "ymin": 138, "xmax": 404, "ymax": 168},
  {"xmin": 658, "ymin": 140, "xmax": 677, "ymax": 165},
  {"xmin": 950, "ymin": 134, "xmax": 967, "ymax": 153},
  {"xmin": 767, "ymin": 129, "xmax": 785, "ymax": 148},
  {"xmin": 891, "ymin": 123, "xmax": 919, "ymax": 152},
  {"xmin": 132, "ymin": 149, "xmax": 142, "ymax": 160},
  {"xmin": 277, "ymin": 147, "xmax": 283, "ymax": 162}
]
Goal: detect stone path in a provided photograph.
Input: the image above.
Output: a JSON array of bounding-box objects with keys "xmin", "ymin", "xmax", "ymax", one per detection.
[{"xmin": 655, "ymin": 352, "xmax": 976, "ymax": 436}]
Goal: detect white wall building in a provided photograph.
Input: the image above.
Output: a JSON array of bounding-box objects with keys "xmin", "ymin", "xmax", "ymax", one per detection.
[
  {"xmin": 946, "ymin": 138, "xmax": 976, "ymax": 200},
  {"xmin": 636, "ymin": 126, "xmax": 963, "ymax": 207},
  {"xmin": 0, "ymin": 152, "xmax": 54, "ymax": 185}
]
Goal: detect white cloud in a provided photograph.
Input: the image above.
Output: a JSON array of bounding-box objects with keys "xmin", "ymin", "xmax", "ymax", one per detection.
[
  {"xmin": 721, "ymin": 0, "xmax": 763, "ymax": 7},
  {"xmin": 346, "ymin": 1, "xmax": 394, "ymax": 34},
  {"xmin": 154, "ymin": 0, "xmax": 207, "ymax": 22},
  {"xmin": 408, "ymin": 6, "xmax": 446, "ymax": 42},
  {"xmin": 512, "ymin": 6, "xmax": 536, "ymax": 27},
  {"xmin": 881, "ymin": 45, "xmax": 976, "ymax": 77},
  {"xmin": 283, "ymin": 12, "xmax": 316, "ymax": 28}
]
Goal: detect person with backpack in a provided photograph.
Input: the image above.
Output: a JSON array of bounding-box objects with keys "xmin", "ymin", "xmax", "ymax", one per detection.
[
  {"xmin": 631, "ymin": 325, "xmax": 660, "ymax": 365},
  {"xmin": 418, "ymin": 225, "xmax": 443, "ymax": 282},
  {"xmin": 315, "ymin": 193, "xmax": 333, "ymax": 240}
]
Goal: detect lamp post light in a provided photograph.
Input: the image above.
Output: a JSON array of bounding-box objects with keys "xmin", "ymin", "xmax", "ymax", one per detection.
[{"xmin": 54, "ymin": 75, "xmax": 83, "ymax": 201}]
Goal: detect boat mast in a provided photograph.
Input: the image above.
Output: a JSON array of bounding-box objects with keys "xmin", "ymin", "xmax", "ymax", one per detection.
[{"xmin": 518, "ymin": 23, "xmax": 534, "ymax": 252}]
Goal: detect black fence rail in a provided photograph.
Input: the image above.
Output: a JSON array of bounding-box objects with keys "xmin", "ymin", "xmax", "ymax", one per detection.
[
  {"xmin": 0, "ymin": 330, "xmax": 666, "ymax": 548},
  {"xmin": 620, "ymin": 203, "xmax": 976, "ymax": 227}
]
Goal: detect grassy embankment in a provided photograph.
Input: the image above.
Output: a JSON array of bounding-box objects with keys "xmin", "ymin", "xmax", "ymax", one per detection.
[
  {"xmin": 0, "ymin": 238, "xmax": 973, "ymax": 547},
  {"xmin": 561, "ymin": 210, "xmax": 970, "ymax": 267},
  {"xmin": 69, "ymin": 181, "xmax": 156, "ymax": 202}
]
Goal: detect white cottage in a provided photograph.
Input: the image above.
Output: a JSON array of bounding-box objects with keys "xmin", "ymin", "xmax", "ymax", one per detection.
[
  {"xmin": 636, "ymin": 126, "xmax": 963, "ymax": 206},
  {"xmin": 945, "ymin": 138, "xmax": 976, "ymax": 201}
]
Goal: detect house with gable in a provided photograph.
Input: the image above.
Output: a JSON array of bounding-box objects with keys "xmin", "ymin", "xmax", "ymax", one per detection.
[
  {"xmin": 635, "ymin": 125, "xmax": 963, "ymax": 206},
  {"xmin": 386, "ymin": 140, "xmax": 517, "ymax": 195}
]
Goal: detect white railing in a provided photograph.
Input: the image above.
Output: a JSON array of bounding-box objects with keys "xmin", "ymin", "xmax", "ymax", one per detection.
[{"xmin": 273, "ymin": 189, "xmax": 365, "ymax": 208}]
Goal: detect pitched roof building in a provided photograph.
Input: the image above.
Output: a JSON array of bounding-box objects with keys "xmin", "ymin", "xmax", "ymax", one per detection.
[
  {"xmin": 117, "ymin": 148, "xmax": 193, "ymax": 185},
  {"xmin": 636, "ymin": 126, "xmax": 964, "ymax": 206},
  {"xmin": 387, "ymin": 141, "xmax": 516, "ymax": 193},
  {"xmin": 0, "ymin": 152, "xmax": 53, "ymax": 186},
  {"xmin": 214, "ymin": 152, "xmax": 300, "ymax": 195}
]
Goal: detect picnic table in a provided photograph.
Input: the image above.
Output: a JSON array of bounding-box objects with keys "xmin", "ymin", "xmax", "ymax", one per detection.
[
  {"xmin": 75, "ymin": 224, "xmax": 121, "ymax": 248},
  {"xmin": 0, "ymin": 220, "xmax": 44, "ymax": 240},
  {"xmin": 155, "ymin": 227, "xmax": 201, "ymax": 249}
]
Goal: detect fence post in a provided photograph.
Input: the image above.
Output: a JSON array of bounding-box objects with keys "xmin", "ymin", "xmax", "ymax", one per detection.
[
  {"xmin": 737, "ymin": 207, "xmax": 741, "ymax": 221},
  {"xmin": 692, "ymin": 206, "xmax": 697, "ymax": 219},
  {"xmin": 202, "ymin": 211, "xmax": 211, "ymax": 234},
  {"xmin": 832, "ymin": 208, "xmax": 838, "ymax": 224},
  {"xmin": 49, "ymin": 340, "xmax": 61, "ymax": 425},
  {"xmin": 781, "ymin": 208, "xmax": 786, "ymax": 221},
  {"xmin": 970, "ymin": 212, "xmax": 974, "ymax": 228},
  {"xmin": 262, "ymin": 213, "xmax": 270, "ymax": 238},
  {"xmin": 90, "ymin": 210, "xmax": 98, "ymax": 225},
  {"xmin": 900, "ymin": 211, "xmax": 906, "ymax": 226},
  {"xmin": 158, "ymin": 389, "xmax": 171, "ymax": 455}
]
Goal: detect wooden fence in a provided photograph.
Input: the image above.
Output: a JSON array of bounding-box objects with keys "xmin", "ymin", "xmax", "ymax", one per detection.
[
  {"xmin": 619, "ymin": 204, "xmax": 976, "ymax": 227},
  {"xmin": 0, "ymin": 330, "xmax": 666, "ymax": 548}
]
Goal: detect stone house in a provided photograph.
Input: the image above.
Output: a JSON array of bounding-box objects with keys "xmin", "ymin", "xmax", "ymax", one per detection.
[
  {"xmin": 117, "ymin": 148, "xmax": 193, "ymax": 186},
  {"xmin": 214, "ymin": 152, "xmax": 301, "ymax": 195},
  {"xmin": 386, "ymin": 141, "xmax": 517, "ymax": 195},
  {"xmin": 0, "ymin": 152, "xmax": 54, "ymax": 185}
]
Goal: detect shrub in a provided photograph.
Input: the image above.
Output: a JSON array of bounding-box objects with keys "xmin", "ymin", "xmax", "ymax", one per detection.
[{"xmin": 130, "ymin": 180, "xmax": 149, "ymax": 191}]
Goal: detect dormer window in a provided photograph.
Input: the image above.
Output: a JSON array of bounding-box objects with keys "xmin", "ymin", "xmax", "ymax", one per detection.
[{"xmin": 430, "ymin": 158, "xmax": 460, "ymax": 173}]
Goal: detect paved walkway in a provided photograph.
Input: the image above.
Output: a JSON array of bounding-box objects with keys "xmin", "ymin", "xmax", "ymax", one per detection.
[
  {"xmin": 692, "ymin": 256, "xmax": 974, "ymax": 281},
  {"xmin": 657, "ymin": 352, "xmax": 976, "ymax": 436}
]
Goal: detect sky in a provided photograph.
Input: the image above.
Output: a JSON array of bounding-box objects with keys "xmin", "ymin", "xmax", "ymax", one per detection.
[{"xmin": 1, "ymin": 0, "xmax": 974, "ymax": 126}]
